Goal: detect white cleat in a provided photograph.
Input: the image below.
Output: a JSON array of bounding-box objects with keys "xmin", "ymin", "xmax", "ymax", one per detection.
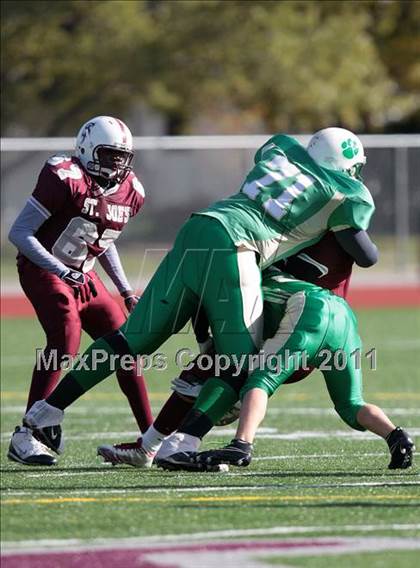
[
  {"xmin": 156, "ymin": 432, "xmax": 201, "ymax": 461},
  {"xmin": 97, "ymin": 438, "xmax": 155, "ymax": 468},
  {"xmin": 8, "ymin": 426, "xmax": 56, "ymax": 466},
  {"xmin": 24, "ymin": 400, "xmax": 65, "ymax": 454}
]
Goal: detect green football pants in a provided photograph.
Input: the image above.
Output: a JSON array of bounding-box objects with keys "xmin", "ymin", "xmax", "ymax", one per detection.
[
  {"xmin": 241, "ymin": 289, "xmax": 366, "ymax": 430},
  {"xmin": 123, "ymin": 215, "xmax": 263, "ymax": 364}
]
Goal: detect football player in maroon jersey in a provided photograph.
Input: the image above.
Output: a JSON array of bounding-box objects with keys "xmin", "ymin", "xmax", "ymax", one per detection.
[{"xmin": 7, "ymin": 116, "xmax": 153, "ymax": 465}]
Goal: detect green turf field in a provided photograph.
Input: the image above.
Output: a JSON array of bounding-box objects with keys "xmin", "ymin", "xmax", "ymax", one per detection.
[{"xmin": 1, "ymin": 308, "xmax": 420, "ymax": 565}]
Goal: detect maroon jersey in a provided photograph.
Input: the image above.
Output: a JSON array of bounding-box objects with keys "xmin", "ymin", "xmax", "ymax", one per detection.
[
  {"xmin": 283, "ymin": 231, "xmax": 354, "ymax": 298},
  {"xmin": 25, "ymin": 155, "xmax": 145, "ymax": 272}
]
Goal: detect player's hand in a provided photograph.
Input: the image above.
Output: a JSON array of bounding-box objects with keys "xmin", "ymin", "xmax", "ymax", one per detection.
[
  {"xmin": 122, "ymin": 290, "xmax": 139, "ymax": 313},
  {"xmin": 61, "ymin": 269, "xmax": 86, "ymax": 287},
  {"xmin": 60, "ymin": 270, "xmax": 98, "ymax": 302}
]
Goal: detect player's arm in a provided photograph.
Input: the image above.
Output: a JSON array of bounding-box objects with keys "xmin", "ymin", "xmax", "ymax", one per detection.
[
  {"xmin": 334, "ymin": 228, "xmax": 378, "ymax": 267},
  {"xmin": 98, "ymin": 244, "xmax": 138, "ymax": 311},
  {"xmin": 8, "ymin": 199, "xmax": 69, "ymax": 278}
]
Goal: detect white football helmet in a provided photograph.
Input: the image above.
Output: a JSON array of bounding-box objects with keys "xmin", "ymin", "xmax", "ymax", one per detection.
[
  {"xmin": 307, "ymin": 127, "xmax": 366, "ymax": 179},
  {"xmin": 75, "ymin": 116, "xmax": 134, "ymax": 185}
]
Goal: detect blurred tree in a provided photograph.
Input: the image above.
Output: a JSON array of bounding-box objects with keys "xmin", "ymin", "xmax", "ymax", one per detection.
[
  {"xmin": 366, "ymin": 0, "xmax": 420, "ymax": 131},
  {"xmin": 1, "ymin": 0, "xmax": 156, "ymax": 135},
  {"xmin": 148, "ymin": 0, "xmax": 417, "ymax": 133},
  {"xmin": 1, "ymin": 0, "xmax": 418, "ymax": 135}
]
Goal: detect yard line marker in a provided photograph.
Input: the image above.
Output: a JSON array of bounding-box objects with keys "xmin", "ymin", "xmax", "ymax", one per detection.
[
  {"xmin": 2, "ymin": 405, "xmax": 420, "ymax": 416},
  {"xmin": 5, "ymin": 427, "xmax": 420, "ymax": 442},
  {"xmin": 266, "ymin": 407, "xmax": 420, "ymax": 417},
  {"xmin": 2, "ymin": 428, "xmax": 420, "ymax": 443},
  {"xmin": 253, "ymin": 451, "xmax": 420, "ymax": 461},
  {"xmin": 2, "ymin": 492, "xmax": 420, "ymax": 506},
  {"xmin": 2, "ymin": 480, "xmax": 420, "ymax": 497},
  {"xmin": 3, "ymin": 525, "xmax": 420, "ymax": 552},
  {"xmin": 20, "ymin": 461, "xmax": 420, "ymax": 478},
  {"xmin": 18, "ymin": 451, "xmax": 414, "ymax": 475}
]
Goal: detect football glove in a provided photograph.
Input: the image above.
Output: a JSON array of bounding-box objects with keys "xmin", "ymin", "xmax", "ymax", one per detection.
[
  {"xmin": 60, "ymin": 270, "xmax": 98, "ymax": 302},
  {"xmin": 122, "ymin": 291, "xmax": 139, "ymax": 313},
  {"xmin": 61, "ymin": 269, "xmax": 85, "ymax": 287}
]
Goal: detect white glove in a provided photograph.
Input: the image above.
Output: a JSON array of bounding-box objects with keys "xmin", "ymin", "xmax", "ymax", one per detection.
[{"xmin": 170, "ymin": 376, "xmax": 203, "ymax": 398}]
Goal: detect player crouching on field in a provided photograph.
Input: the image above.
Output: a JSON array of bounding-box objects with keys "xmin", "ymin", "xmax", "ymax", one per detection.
[
  {"xmin": 190, "ymin": 269, "xmax": 415, "ymax": 471},
  {"xmin": 7, "ymin": 116, "xmax": 153, "ymax": 466}
]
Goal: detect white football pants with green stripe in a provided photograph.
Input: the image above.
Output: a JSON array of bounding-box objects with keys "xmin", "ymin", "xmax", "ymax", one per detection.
[{"xmin": 242, "ymin": 289, "xmax": 366, "ymax": 430}]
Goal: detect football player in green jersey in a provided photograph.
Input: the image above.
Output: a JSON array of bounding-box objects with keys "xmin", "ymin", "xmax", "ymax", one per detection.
[
  {"xmin": 191, "ymin": 270, "xmax": 415, "ymax": 471},
  {"xmin": 22, "ymin": 128, "xmax": 379, "ymax": 455}
]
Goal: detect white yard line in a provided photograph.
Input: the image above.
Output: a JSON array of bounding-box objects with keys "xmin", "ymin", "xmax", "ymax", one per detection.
[
  {"xmin": 253, "ymin": 451, "xmax": 420, "ymax": 461},
  {"xmin": 3, "ymin": 479, "xmax": 420, "ymax": 491},
  {"xmin": 2, "ymin": 405, "xmax": 420, "ymax": 416},
  {"xmin": 14, "ymin": 452, "xmax": 419, "ymax": 477},
  {"xmin": 2, "ymin": 525, "xmax": 420, "ymax": 553},
  {"xmin": 3, "ymin": 427, "xmax": 420, "ymax": 441}
]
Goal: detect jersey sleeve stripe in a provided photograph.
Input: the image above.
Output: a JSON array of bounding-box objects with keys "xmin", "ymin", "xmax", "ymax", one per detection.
[
  {"xmin": 28, "ymin": 196, "xmax": 51, "ymax": 219},
  {"xmin": 296, "ymin": 253, "xmax": 329, "ymax": 277},
  {"xmin": 330, "ymin": 224, "xmax": 351, "ymax": 232}
]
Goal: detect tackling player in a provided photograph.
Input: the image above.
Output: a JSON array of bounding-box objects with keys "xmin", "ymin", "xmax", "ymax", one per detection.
[
  {"xmin": 21, "ymin": 127, "xmax": 378, "ymax": 458},
  {"xmin": 7, "ymin": 116, "xmax": 153, "ymax": 466},
  {"xmin": 96, "ymin": 230, "xmax": 354, "ymax": 466}
]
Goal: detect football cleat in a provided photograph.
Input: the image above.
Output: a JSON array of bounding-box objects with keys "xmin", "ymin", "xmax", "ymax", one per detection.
[
  {"xmin": 156, "ymin": 451, "xmax": 229, "ymax": 472},
  {"xmin": 195, "ymin": 438, "xmax": 253, "ymax": 467},
  {"xmin": 97, "ymin": 438, "xmax": 155, "ymax": 468},
  {"xmin": 23, "ymin": 400, "xmax": 64, "ymax": 454},
  {"xmin": 386, "ymin": 427, "xmax": 415, "ymax": 470},
  {"xmin": 32, "ymin": 425, "xmax": 64, "ymax": 455},
  {"xmin": 156, "ymin": 431, "xmax": 201, "ymax": 461},
  {"xmin": 8, "ymin": 426, "xmax": 56, "ymax": 466}
]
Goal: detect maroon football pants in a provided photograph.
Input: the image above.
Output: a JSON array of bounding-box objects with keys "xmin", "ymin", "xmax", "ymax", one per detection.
[{"xmin": 18, "ymin": 260, "xmax": 153, "ymax": 432}]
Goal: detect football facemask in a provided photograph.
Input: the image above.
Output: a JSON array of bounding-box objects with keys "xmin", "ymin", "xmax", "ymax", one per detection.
[{"xmin": 91, "ymin": 146, "xmax": 134, "ymax": 185}]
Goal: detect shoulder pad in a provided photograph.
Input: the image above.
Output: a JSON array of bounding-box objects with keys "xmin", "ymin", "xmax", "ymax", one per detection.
[
  {"xmin": 46, "ymin": 155, "xmax": 84, "ymax": 182},
  {"xmin": 131, "ymin": 176, "xmax": 145, "ymax": 198}
]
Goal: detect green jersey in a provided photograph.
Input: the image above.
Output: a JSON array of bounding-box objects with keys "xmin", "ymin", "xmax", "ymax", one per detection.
[
  {"xmin": 197, "ymin": 135, "xmax": 374, "ymax": 269},
  {"xmin": 261, "ymin": 268, "xmax": 328, "ymax": 340}
]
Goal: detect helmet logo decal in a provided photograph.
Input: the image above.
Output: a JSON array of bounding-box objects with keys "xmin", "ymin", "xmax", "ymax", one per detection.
[
  {"xmin": 80, "ymin": 122, "xmax": 96, "ymax": 144},
  {"xmin": 341, "ymin": 138, "xmax": 359, "ymax": 159}
]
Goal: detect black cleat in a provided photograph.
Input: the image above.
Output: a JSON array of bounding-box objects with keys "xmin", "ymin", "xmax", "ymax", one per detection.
[
  {"xmin": 32, "ymin": 425, "xmax": 64, "ymax": 455},
  {"xmin": 386, "ymin": 427, "xmax": 415, "ymax": 469},
  {"xmin": 156, "ymin": 452, "xmax": 229, "ymax": 472},
  {"xmin": 195, "ymin": 438, "xmax": 252, "ymax": 467}
]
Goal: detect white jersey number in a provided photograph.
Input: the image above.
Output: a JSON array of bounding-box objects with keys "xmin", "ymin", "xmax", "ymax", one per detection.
[
  {"xmin": 243, "ymin": 154, "xmax": 315, "ymax": 221},
  {"xmin": 52, "ymin": 217, "xmax": 121, "ymax": 272}
]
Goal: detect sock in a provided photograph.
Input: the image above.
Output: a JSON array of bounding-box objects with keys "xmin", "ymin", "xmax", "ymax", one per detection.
[
  {"xmin": 160, "ymin": 432, "xmax": 201, "ymax": 457},
  {"xmin": 26, "ymin": 365, "xmax": 60, "ymax": 412},
  {"xmin": 116, "ymin": 369, "xmax": 153, "ymax": 433},
  {"xmin": 178, "ymin": 378, "xmax": 239, "ymax": 438},
  {"xmin": 142, "ymin": 425, "xmax": 167, "ymax": 454},
  {"xmin": 46, "ymin": 376, "xmax": 85, "ymax": 410},
  {"xmin": 153, "ymin": 392, "xmax": 195, "ymax": 435},
  {"xmin": 193, "ymin": 377, "xmax": 238, "ymax": 423},
  {"xmin": 46, "ymin": 337, "xmax": 119, "ymax": 409}
]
